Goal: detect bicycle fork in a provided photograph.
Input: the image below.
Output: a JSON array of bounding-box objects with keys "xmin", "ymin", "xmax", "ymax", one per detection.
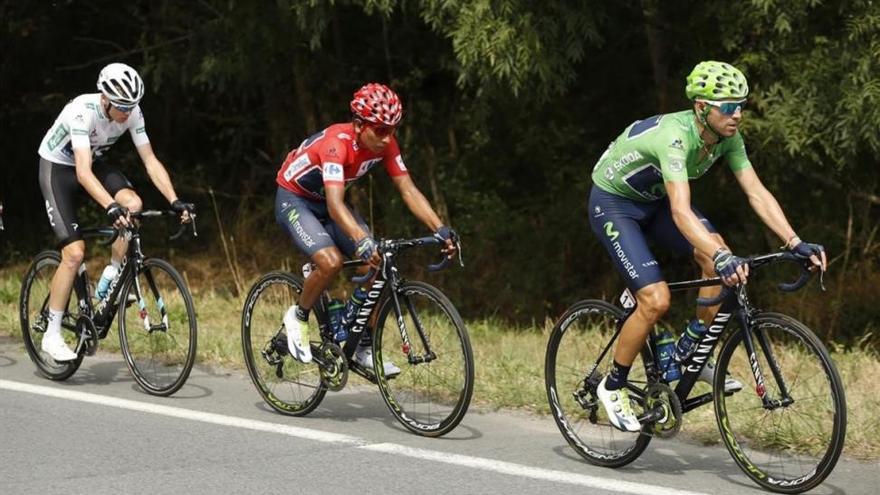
[
  {"xmin": 738, "ymin": 311, "xmax": 794, "ymax": 410},
  {"xmin": 136, "ymin": 267, "xmax": 169, "ymax": 332},
  {"xmin": 391, "ymin": 290, "xmax": 436, "ymax": 365}
]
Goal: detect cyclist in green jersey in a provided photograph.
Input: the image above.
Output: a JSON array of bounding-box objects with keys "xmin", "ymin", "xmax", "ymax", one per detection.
[{"xmin": 588, "ymin": 61, "xmax": 827, "ymax": 431}]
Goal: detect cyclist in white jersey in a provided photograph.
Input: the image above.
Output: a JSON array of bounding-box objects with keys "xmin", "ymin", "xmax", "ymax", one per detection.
[{"xmin": 36, "ymin": 63, "xmax": 193, "ymax": 361}]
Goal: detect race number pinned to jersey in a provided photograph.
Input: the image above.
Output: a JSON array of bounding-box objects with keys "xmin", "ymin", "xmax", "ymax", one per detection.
[{"xmin": 619, "ymin": 288, "xmax": 636, "ymax": 309}]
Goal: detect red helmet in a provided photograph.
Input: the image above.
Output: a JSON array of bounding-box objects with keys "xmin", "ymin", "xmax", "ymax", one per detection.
[{"xmin": 350, "ymin": 83, "xmax": 402, "ymax": 126}]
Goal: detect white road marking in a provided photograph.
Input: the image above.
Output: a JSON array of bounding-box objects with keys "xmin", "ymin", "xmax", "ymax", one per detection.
[
  {"xmin": 361, "ymin": 443, "xmax": 708, "ymax": 495},
  {"xmin": 1, "ymin": 379, "xmax": 707, "ymax": 495}
]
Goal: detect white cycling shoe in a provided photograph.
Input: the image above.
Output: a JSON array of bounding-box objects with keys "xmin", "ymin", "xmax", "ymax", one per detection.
[
  {"xmin": 41, "ymin": 332, "xmax": 78, "ymax": 362},
  {"xmin": 698, "ymin": 359, "xmax": 743, "ymax": 393},
  {"xmin": 355, "ymin": 346, "xmax": 401, "ymax": 378},
  {"xmin": 283, "ymin": 306, "xmax": 312, "ymax": 364},
  {"xmin": 596, "ymin": 376, "xmax": 642, "ymax": 432}
]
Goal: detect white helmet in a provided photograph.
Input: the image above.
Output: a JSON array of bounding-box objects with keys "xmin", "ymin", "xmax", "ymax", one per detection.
[{"xmin": 97, "ymin": 63, "xmax": 144, "ymax": 107}]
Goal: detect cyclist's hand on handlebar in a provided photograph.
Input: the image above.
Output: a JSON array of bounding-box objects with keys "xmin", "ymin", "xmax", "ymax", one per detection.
[
  {"xmin": 356, "ymin": 236, "xmax": 381, "ymax": 268},
  {"xmin": 171, "ymin": 199, "xmax": 196, "ymax": 223},
  {"xmin": 106, "ymin": 202, "xmax": 130, "ymax": 228},
  {"xmin": 789, "ymin": 238, "xmax": 827, "ymax": 272},
  {"xmin": 435, "ymin": 225, "xmax": 459, "ymax": 259},
  {"xmin": 713, "ymin": 248, "xmax": 749, "ymax": 287}
]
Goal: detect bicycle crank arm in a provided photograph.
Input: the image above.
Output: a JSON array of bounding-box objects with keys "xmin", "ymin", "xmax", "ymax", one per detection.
[{"xmin": 637, "ymin": 405, "xmax": 667, "ymax": 424}]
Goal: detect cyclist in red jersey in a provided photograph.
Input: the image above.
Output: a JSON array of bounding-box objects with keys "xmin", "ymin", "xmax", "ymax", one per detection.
[{"xmin": 274, "ymin": 83, "xmax": 458, "ymax": 374}]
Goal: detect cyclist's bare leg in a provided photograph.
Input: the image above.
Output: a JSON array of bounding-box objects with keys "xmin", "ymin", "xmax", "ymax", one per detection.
[
  {"xmin": 299, "ymin": 246, "xmax": 344, "ymax": 309},
  {"xmin": 613, "ymin": 281, "xmax": 670, "ymax": 366},
  {"xmin": 694, "ymin": 233, "xmax": 727, "ymax": 323},
  {"xmin": 48, "ymin": 240, "xmax": 85, "ymax": 312},
  {"xmin": 110, "ymin": 189, "xmax": 142, "ymax": 264}
]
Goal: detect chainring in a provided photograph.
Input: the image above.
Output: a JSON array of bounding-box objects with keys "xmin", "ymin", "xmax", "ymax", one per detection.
[
  {"xmin": 318, "ymin": 342, "xmax": 348, "ymax": 392},
  {"xmin": 645, "ymin": 382, "xmax": 683, "ymax": 438}
]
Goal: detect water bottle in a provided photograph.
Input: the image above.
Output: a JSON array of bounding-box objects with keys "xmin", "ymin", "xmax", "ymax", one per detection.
[
  {"xmin": 341, "ymin": 287, "xmax": 368, "ymax": 329},
  {"xmin": 656, "ymin": 330, "xmax": 681, "ymax": 382},
  {"xmin": 327, "ymin": 299, "xmax": 346, "ymax": 342},
  {"xmin": 96, "ymin": 264, "xmax": 118, "ymax": 300},
  {"xmin": 675, "ymin": 319, "xmax": 707, "ymax": 363}
]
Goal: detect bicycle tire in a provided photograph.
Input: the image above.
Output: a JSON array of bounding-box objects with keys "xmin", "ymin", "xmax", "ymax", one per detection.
[
  {"xmin": 545, "ymin": 299, "xmax": 652, "ymax": 467},
  {"xmin": 118, "ymin": 258, "xmax": 198, "ymax": 396},
  {"xmin": 19, "ymin": 250, "xmax": 84, "ymax": 380},
  {"xmin": 373, "ymin": 281, "xmax": 474, "ymax": 437},
  {"xmin": 714, "ymin": 312, "xmax": 846, "ymax": 493},
  {"xmin": 241, "ymin": 271, "xmax": 326, "ymax": 416}
]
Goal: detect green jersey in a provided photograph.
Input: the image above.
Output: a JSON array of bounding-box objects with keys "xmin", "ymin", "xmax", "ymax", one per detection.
[{"xmin": 591, "ymin": 110, "xmax": 752, "ymax": 202}]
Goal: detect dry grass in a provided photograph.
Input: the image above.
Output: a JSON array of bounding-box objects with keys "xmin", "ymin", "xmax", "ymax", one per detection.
[{"xmin": 1, "ymin": 266, "xmax": 877, "ymax": 460}]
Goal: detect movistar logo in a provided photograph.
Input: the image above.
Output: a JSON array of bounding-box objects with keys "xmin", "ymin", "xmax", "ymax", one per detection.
[
  {"xmin": 287, "ymin": 209, "xmax": 299, "ymax": 224},
  {"xmin": 604, "ymin": 221, "xmax": 619, "ymax": 241}
]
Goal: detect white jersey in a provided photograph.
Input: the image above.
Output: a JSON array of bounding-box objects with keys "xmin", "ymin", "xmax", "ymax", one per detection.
[{"xmin": 37, "ymin": 93, "xmax": 150, "ymax": 166}]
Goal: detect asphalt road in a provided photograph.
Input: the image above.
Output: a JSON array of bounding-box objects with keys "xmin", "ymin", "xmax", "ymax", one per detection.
[{"xmin": 1, "ymin": 335, "xmax": 876, "ymax": 495}]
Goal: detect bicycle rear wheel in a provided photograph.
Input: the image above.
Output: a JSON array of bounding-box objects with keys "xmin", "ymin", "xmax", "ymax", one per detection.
[
  {"xmin": 545, "ymin": 299, "xmax": 651, "ymax": 467},
  {"xmin": 374, "ymin": 281, "xmax": 474, "ymax": 437},
  {"xmin": 119, "ymin": 258, "xmax": 197, "ymax": 396},
  {"xmin": 714, "ymin": 312, "xmax": 846, "ymax": 493},
  {"xmin": 241, "ymin": 271, "xmax": 326, "ymax": 416},
  {"xmin": 19, "ymin": 251, "xmax": 84, "ymax": 380}
]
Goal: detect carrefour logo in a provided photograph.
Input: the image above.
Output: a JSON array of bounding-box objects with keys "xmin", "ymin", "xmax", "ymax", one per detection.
[{"xmin": 604, "ymin": 221, "xmax": 619, "ymax": 241}]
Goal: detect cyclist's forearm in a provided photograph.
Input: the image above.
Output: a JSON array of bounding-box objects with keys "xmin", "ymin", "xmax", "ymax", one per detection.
[
  {"xmin": 671, "ymin": 208, "xmax": 725, "ymax": 258},
  {"xmin": 746, "ymin": 187, "xmax": 797, "ymax": 245},
  {"xmin": 327, "ymin": 198, "xmax": 369, "ymax": 242},
  {"xmin": 74, "ymin": 150, "xmax": 115, "ymax": 208},
  {"xmin": 400, "ymin": 186, "xmax": 443, "ymax": 231},
  {"xmin": 144, "ymin": 156, "xmax": 179, "ymax": 205}
]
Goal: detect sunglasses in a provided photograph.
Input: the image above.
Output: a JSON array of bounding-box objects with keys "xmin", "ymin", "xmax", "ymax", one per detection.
[
  {"xmin": 367, "ymin": 124, "xmax": 397, "ymax": 138},
  {"xmin": 699, "ymin": 99, "xmax": 746, "ymax": 116},
  {"xmin": 110, "ymin": 102, "xmax": 136, "ymax": 113}
]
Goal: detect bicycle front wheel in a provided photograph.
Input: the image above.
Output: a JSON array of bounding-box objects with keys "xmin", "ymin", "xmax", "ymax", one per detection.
[
  {"xmin": 19, "ymin": 250, "xmax": 84, "ymax": 380},
  {"xmin": 118, "ymin": 258, "xmax": 197, "ymax": 396},
  {"xmin": 545, "ymin": 299, "xmax": 651, "ymax": 468},
  {"xmin": 374, "ymin": 281, "xmax": 474, "ymax": 437},
  {"xmin": 714, "ymin": 312, "xmax": 846, "ymax": 493},
  {"xmin": 241, "ymin": 271, "xmax": 326, "ymax": 416}
]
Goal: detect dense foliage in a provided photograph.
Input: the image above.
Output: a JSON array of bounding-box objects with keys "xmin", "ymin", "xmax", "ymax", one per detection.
[{"xmin": 2, "ymin": 0, "xmax": 878, "ymax": 342}]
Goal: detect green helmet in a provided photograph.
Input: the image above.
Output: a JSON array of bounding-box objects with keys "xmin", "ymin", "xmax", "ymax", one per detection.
[{"xmin": 685, "ymin": 61, "xmax": 749, "ymax": 101}]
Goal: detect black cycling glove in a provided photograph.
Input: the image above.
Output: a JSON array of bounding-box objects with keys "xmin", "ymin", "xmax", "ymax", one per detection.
[
  {"xmin": 106, "ymin": 202, "xmax": 128, "ymax": 223},
  {"xmin": 790, "ymin": 240, "xmax": 824, "ymax": 259},
  {"xmin": 171, "ymin": 199, "xmax": 195, "ymax": 215},
  {"xmin": 435, "ymin": 225, "xmax": 458, "ymax": 243},
  {"xmin": 713, "ymin": 248, "xmax": 748, "ymax": 280}
]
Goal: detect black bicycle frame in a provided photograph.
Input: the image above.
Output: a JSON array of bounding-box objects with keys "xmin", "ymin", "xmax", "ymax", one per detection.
[{"xmin": 314, "ymin": 239, "xmax": 444, "ymax": 370}]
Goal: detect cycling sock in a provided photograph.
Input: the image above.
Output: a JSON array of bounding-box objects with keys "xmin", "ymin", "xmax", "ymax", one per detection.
[
  {"xmin": 46, "ymin": 308, "xmax": 64, "ymax": 337},
  {"xmin": 294, "ymin": 305, "xmax": 310, "ymax": 322},
  {"xmin": 110, "ymin": 259, "xmax": 122, "ymax": 271},
  {"xmin": 606, "ymin": 360, "xmax": 631, "ymax": 390}
]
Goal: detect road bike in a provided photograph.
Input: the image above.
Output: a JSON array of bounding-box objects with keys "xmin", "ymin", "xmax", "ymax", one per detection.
[
  {"xmin": 545, "ymin": 252, "xmax": 846, "ymax": 493},
  {"xmin": 20, "ymin": 210, "xmax": 198, "ymax": 396},
  {"xmin": 241, "ymin": 235, "xmax": 474, "ymax": 437}
]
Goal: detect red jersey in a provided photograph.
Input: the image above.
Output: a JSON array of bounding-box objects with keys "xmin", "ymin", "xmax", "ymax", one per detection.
[{"xmin": 276, "ymin": 123, "xmax": 409, "ymax": 200}]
